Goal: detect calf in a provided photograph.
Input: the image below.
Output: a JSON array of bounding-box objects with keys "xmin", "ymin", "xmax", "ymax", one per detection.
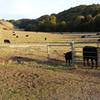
[{"xmin": 64, "ymin": 51, "xmax": 72, "ymax": 65}]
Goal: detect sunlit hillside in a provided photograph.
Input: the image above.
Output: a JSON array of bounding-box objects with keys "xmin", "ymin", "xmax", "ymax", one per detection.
[{"xmin": 0, "ymin": 20, "xmax": 14, "ymax": 30}]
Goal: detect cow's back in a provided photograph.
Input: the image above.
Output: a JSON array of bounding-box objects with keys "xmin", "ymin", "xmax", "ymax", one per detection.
[
  {"xmin": 83, "ymin": 46, "xmax": 97, "ymax": 59},
  {"xmin": 65, "ymin": 51, "xmax": 72, "ymax": 59}
]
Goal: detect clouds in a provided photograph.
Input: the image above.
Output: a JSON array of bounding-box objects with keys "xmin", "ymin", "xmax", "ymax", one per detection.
[{"xmin": 0, "ymin": 0, "xmax": 99, "ymax": 19}]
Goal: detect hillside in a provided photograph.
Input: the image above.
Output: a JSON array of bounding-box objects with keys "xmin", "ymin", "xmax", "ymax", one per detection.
[
  {"xmin": 0, "ymin": 20, "xmax": 14, "ymax": 30},
  {"xmin": 10, "ymin": 4, "xmax": 100, "ymax": 32},
  {"xmin": 57, "ymin": 4, "xmax": 100, "ymax": 22}
]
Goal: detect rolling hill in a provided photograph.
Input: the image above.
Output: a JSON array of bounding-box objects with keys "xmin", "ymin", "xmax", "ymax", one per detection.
[
  {"xmin": 10, "ymin": 4, "xmax": 100, "ymax": 32},
  {"xmin": 57, "ymin": 4, "xmax": 100, "ymax": 22},
  {"xmin": 0, "ymin": 20, "xmax": 14, "ymax": 30}
]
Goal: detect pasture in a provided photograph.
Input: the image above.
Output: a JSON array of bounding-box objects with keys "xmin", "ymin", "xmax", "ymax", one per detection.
[
  {"xmin": 0, "ymin": 30, "xmax": 99, "ymax": 67},
  {"xmin": 0, "ymin": 30, "xmax": 99, "ymax": 99},
  {"xmin": 0, "ymin": 30, "xmax": 99, "ymax": 43}
]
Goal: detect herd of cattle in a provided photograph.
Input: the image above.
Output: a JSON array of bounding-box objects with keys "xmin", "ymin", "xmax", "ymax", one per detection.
[{"xmin": 64, "ymin": 46, "xmax": 98, "ymax": 68}]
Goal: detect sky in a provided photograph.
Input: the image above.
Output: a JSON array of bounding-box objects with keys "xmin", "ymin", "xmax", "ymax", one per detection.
[{"xmin": 0, "ymin": 0, "xmax": 100, "ymax": 20}]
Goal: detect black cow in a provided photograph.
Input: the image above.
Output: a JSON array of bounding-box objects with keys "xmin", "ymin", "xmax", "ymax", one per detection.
[
  {"xmin": 83, "ymin": 46, "xmax": 98, "ymax": 68},
  {"xmin": 96, "ymin": 33, "xmax": 100, "ymax": 35},
  {"xmin": 4, "ymin": 39, "xmax": 11, "ymax": 44},
  {"xmin": 26, "ymin": 35, "xmax": 29, "ymax": 37},
  {"xmin": 81, "ymin": 35, "xmax": 86, "ymax": 38},
  {"xmin": 64, "ymin": 51, "xmax": 72, "ymax": 65},
  {"xmin": 16, "ymin": 35, "xmax": 19, "ymax": 38},
  {"xmin": 97, "ymin": 39, "xmax": 100, "ymax": 42},
  {"xmin": 45, "ymin": 37, "xmax": 47, "ymax": 40}
]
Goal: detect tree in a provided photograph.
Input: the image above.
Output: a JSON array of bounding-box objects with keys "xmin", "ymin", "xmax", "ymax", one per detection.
[
  {"xmin": 93, "ymin": 13, "xmax": 100, "ymax": 31},
  {"xmin": 48, "ymin": 15, "xmax": 57, "ymax": 31},
  {"xmin": 85, "ymin": 15, "xmax": 93, "ymax": 22},
  {"xmin": 72, "ymin": 16, "xmax": 85, "ymax": 31},
  {"xmin": 57, "ymin": 21, "xmax": 67, "ymax": 32},
  {"xmin": 49, "ymin": 15, "xmax": 56, "ymax": 25}
]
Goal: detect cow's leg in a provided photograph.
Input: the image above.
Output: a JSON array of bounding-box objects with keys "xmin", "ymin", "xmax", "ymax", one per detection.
[
  {"xmin": 95, "ymin": 59, "xmax": 98, "ymax": 68},
  {"xmin": 70, "ymin": 59, "xmax": 72, "ymax": 66},
  {"xmin": 68, "ymin": 60, "xmax": 70, "ymax": 66},
  {"xmin": 83, "ymin": 58, "xmax": 85, "ymax": 66},
  {"xmin": 91, "ymin": 59, "xmax": 94, "ymax": 68},
  {"xmin": 65, "ymin": 60, "xmax": 67, "ymax": 64},
  {"xmin": 70, "ymin": 59, "xmax": 72, "ymax": 65},
  {"xmin": 66, "ymin": 60, "xmax": 68, "ymax": 65},
  {"xmin": 87, "ymin": 58, "xmax": 90, "ymax": 66}
]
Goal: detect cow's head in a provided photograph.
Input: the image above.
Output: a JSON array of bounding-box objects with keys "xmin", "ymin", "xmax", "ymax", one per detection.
[{"xmin": 64, "ymin": 53, "xmax": 66, "ymax": 55}]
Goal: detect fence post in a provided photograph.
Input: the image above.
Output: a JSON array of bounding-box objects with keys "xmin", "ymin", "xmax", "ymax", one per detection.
[
  {"xmin": 97, "ymin": 42, "xmax": 100, "ymax": 67},
  {"xmin": 71, "ymin": 41, "xmax": 75, "ymax": 68},
  {"xmin": 47, "ymin": 43, "xmax": 50, "ymax": 61}
]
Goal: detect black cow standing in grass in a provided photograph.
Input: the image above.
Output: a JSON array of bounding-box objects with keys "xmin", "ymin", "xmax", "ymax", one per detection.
[
  {"xmin": 4, "ymin": 39, "xmax": 11, "ymax": 44},
  {"xmin": 83, "ymin": 46, "xmax": 98, "ymax": 68},
  {"xmin": 64, "ymin": 51, "xmax": 72, "ymax": 66}
]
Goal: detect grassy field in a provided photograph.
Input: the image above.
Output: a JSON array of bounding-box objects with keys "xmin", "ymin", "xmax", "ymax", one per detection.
[
  {"xmin": 0, "ymin": 30, "xmax": 99, "ymax": 43},
  {"xmin": 0, "ymin": 30, "xmax": 99, "ymax": 66},
  {"xmin": 0, "ymin": 30, "xmax": 99, "ymax": 99}
]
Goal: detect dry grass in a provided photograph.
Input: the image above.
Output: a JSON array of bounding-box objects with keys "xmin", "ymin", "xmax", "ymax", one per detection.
[
  {"xmin": 0, "ymin": 21, "xmax": 14, "ymax": 30},
  {"xmin": 0, "ymin": 63, "xmax": 99, "ymax": 100},
  {"xmin": 0, "ymin": 30, "xmax": 99, "ymax": 99},
  {"xmin": 0, "ymin": 30, "xmax": 99, "ymax": 44},
  {"xmin": 0, "ymin": 30, "xmax": 99, "ymax": 66}
]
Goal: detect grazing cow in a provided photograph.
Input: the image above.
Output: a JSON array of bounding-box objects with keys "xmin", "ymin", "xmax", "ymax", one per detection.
[
  {"xmin": 13, "ymin": 34, "xmax": 16, "ymax": 36},
  {"xmin": 16, "ymin": 35, "xmax": 19, "ymax": 38},
  {"xmin": 97, "ymin": 39, "xmax": 100, "ymax": 42},
  {"xmin": 83, "ymin": 46, "xmax": 98, "ymax": 68},
  {"xmin": 13, "ymin": 31, "xmax": 16, "ymax": 33},
  {"xmin": 81, "ymin": 35, "xmax": 86, "ymax": 38},
  {"xmin": 4, "ymin": 39, "xmax": 11, "ymax": 44},
  {"xmin": 64, "ymin": 51, "xmax": 72, "ymax": 65},
  {"xmin": 45, "ymin": 37, "xmax": 47, "ymax": 40},
  {"xmin": 26, "ymin": 35, "xmax": 29, "ymax": 37},
  {"xmin": 96, "ymin": 33, "xmax": 100, "ymax": 35}
]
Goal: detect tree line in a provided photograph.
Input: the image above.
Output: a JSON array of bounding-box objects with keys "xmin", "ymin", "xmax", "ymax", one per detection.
[{"xmin": 9, "ymin": 4, "xmax": 100, "ymax": 32}]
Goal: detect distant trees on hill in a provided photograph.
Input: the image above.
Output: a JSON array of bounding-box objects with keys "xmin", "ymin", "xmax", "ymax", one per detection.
[{"xmin": 9, "ymin": 4, "xmax": 100, "ymax": 32}]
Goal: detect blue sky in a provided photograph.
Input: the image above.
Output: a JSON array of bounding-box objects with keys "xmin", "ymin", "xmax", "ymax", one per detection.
[{"xmin": 0, "ymin": 0, "xmax": 100, "ymax": 20}]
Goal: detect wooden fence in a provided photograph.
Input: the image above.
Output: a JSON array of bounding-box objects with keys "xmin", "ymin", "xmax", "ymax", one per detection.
[
  {"xmin": 47, "ymin": 41, "xmax": 100, "ymax": 67},
  {"xmin": 0, "ymin": 41, "xmax": 99, "ymax": 67}
]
